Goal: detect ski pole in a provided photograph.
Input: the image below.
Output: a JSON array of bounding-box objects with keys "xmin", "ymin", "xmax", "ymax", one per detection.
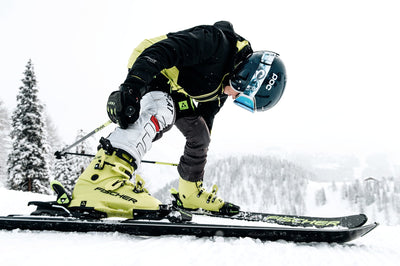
[
  {"xmin": 54, "ymin": 120, "xmax": 113, "ymax": 159},
  {"xmin": 141, "ymin": 160, "xmax": 178, "ymax": 167},
  {"xmin": 60, "ymin": 152, "xmax": 178, "ymax": 166}
]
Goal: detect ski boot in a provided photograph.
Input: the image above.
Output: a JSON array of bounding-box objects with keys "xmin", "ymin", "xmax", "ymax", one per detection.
[
  {"xmin": 171, "ymin": 177, "xmax": 240, "ymax": 216},
  {"xmin": 69, "ymin": 139, "xmax": 162, "ymax": 219}
]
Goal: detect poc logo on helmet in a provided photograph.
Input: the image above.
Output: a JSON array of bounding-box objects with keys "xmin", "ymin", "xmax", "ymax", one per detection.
[{"xmin": 266, "ymin": 73, "xmax": 278, "ymax": 91}]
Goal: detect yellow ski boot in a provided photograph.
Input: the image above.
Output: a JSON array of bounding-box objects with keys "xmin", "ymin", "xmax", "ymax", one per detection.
[
  {"xmin": 172, "ymin": 177, "xmax": 240, "ymax": 215},
  {"xmin": 69, "ymin": 144, "xmax": 161, "ymax": 219}
]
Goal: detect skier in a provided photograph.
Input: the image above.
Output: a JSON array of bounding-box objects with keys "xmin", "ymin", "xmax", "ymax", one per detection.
[{"xmin": 69, "ymin": 21, "xmax": 287, "ymax": 218}]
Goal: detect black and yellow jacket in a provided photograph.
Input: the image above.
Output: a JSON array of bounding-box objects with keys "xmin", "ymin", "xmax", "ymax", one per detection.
[{"xmin": 124, "ymin": 21, "xmax": 252, "ymax": 130}]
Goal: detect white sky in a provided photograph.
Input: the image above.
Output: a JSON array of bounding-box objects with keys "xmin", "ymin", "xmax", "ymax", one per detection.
[{"xmin": 1, "ymin": 0, "xmax": 399, "ymax": 163}]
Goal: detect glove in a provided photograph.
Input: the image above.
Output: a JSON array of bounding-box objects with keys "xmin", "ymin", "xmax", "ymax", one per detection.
[{"xmin": 107, "ymin": 81, "xmax": 144, "ymax": 129}]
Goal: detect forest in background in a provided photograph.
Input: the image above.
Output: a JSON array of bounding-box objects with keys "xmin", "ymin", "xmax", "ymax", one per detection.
[{"xmin": 155, "ymin": 156, "xmax": 400, "ymax": 225}]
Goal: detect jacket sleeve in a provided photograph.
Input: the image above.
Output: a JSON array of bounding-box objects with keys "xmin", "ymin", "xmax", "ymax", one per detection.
[{"xmin": 124, "ymin": 25, "xmax": 228, "ymax": 87}]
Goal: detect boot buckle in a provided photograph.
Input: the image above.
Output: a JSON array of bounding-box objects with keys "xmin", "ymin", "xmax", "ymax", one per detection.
[
  {"xmin": 207, "ymin": 184, "xmax": 219, "ymax": 204},
  {"xmin": 94, "ymin": 149, "xmax": 107, "ymax": 170},
  {"xmin": 112, "ymin": 162, "xmax": 132, "ymax": 180},
  {"xmin": 104, "ymin": 179, "xmax": 125, "ymax": 191},
  {"xmin": 133, "ymin": 175, "xmax": 149, "ymax": 193}
]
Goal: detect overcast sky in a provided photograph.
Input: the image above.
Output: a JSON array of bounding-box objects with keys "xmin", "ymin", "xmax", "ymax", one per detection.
[{"xmin": 1, "ymin": 0, "xmax": 399, "ymax": 168}]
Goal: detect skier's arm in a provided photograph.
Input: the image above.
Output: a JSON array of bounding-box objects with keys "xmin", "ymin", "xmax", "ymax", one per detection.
[
  {"xmin": 107, "ymin": 25, "xmax": 226, "ymax": 129},
  {"xmin": 124, "ymin": 25, "xmax": 227, "ymax": 94}
]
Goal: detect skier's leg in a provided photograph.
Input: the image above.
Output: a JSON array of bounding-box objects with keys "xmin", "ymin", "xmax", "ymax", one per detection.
[
  {"xmin": 70, "ymin": 91, "xmax": 175, "ymax": 218},
  {"xmin": 175, "ymin": 116, "xmax": 210, "ymax": 182},
  {"xmin": 107, "ymin": 91, "xmax": 175, "ymax": 163},
  {"xmin": 174, "ymin": 116, "xmax": 239, "ymax": 214}
]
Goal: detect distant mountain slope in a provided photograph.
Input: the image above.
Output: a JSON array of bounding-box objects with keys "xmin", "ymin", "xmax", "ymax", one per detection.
[{"xmin": 154, "ymin": 155, "xmax": 313, "ymax": 214}]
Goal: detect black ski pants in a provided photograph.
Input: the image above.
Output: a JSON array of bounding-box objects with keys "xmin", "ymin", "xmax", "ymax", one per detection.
[{"xmin": 175, "ymin": 116, "xmax": 211, "ymax": 182}]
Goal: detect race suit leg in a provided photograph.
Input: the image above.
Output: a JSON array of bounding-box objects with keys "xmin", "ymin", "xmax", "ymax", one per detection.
[{"xmin": 107, "ymin": 91, "xmax": 175, "ymax": 164}]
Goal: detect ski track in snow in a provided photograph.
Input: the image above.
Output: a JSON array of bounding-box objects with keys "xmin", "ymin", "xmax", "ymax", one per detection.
[{"xmin": 0, "ymin": 188, "xmax": 399, "ymax": 266}]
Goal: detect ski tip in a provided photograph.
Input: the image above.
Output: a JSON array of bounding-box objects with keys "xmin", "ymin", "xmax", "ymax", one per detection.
[{"xmin": 361, "ymin": 222, "xmax": 379, "ymax": 238}]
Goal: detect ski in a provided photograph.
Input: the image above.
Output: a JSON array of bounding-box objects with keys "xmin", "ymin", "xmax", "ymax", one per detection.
[
  {"xmin": 0, "ymin": 215, "xmax": 378, "ymax": 243},
  {"xmin": 27, "ymin": 199, "xmax": 367, "ymax": 229},
  {"xmin": 191, "ymin": 210, "xmax": 368, "ymax": 229},
  {"xmin": 170, "ymin": 192, "xmax": 367, "ymax": 229}
]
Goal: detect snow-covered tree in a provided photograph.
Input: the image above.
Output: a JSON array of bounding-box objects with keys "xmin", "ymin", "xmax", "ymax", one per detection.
[
  {"xmin": 0, "ymin": 99, "xmax": 11, "ymax": 185},
  {"xmin": 53, "ymin": 130, "xmax": 93, "ymax": 194},
  {"xmin": 315, "ymin": 188, "xmax": 327, "ymax": 206},
  {"xmin": 7, "ymin": 59, "xmax": 50, "ymax": 193},
  {"xmin": 53, "ymin": 149, "xmax": 76, "ymax": 194},
  {"xmin": 331, "ymin": 181, "xmax": 337, "ymax": 192}
]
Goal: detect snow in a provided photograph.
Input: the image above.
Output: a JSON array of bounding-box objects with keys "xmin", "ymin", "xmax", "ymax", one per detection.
[{"xmin": 0, "ymin": 187, "xmax": 399, "ymax": 266}]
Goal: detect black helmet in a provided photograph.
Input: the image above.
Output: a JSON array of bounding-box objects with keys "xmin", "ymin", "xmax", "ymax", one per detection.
[{"xmin": 230, "ymin": 51, "xmax": 287, "ymax": 112}]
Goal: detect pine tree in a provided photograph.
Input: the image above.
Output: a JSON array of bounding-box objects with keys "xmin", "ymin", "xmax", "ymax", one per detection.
[
  {"xmin": 315, "ymin": 188, "xmax": 327, "ymax": 206},
  {"xmin": 7, "ymin": 59, "xmax": 50, "ymax": 193},
  {"xmin": 0, "ymin": 99, "xmax": 11, "ymax": 185},
  {"xmin": 331, "ymin": 181, "xmax": 337, "ymax": 192}
]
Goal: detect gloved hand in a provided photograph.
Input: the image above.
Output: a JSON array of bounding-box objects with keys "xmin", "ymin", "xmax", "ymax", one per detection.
[{"xmin": 107, "ymin": 81, "xmax": 145, "ymax": 129}]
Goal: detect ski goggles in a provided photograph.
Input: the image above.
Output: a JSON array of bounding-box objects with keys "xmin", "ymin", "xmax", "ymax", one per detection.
[
  {"xmin": 230, "ymin": 52, "xmax": 276, "ymax": 112},
  {"xmin": 230, "ymin": 89, "xmax": 257, "ymax": 112}
]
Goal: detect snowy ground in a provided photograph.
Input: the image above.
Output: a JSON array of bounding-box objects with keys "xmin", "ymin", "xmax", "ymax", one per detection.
[{"xmin": 0, "ymin": 187, "xmax": 399, "ymax": 266}]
